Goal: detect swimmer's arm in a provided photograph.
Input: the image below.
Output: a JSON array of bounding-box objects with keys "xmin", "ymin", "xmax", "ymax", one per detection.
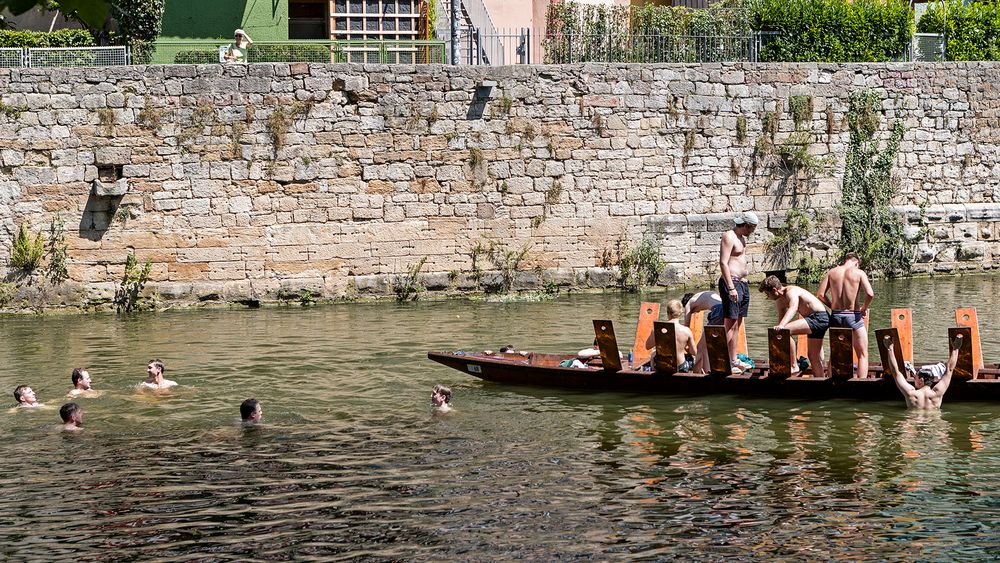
[
  {"xmin": 859, "ymin": 271, "xmax": 874, "ymax": 313},
  {"xmin": 817, "ymin": 272, "xmax": 832, "ymax": 308},
  {"xmin": 884, "ymin": 340, "xmax": 915, "ymax": 395},
  {"xmin": 936, "ymin": 335, "xmax": 963, "ymax": 398}
]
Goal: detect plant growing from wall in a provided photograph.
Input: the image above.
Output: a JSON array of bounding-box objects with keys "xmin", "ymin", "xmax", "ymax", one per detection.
[
  {"xmin": 392, "ymin": 256, "xmax": 428, "ymax": 302},
  {"xmin": 137, "ymin": 95, "xmax": 164, "ymax": 130},
  {"xmin": 45, "ymin": 216, "xmax": 69, "ymax": 284},
  {"xmin": 114, "ymin": 251, "xmax": 152, "ymax": 313},
  {"xmin": 736, "ymin": 114, "xmax": 747, "ymax": 143},
  {"xmin": 485, "ymin": 241, "xmax": 531, "ymax": 294},
  {"xmin": 838, "ymin": 89, "xmax": 910, "ymax": 277},
  {"xmin": 776, "ymin": 131, "xmax": 834, "ymax": 177},
  {"xmin": 10, "ymin": 223, "xmax": 45, "ymax": 271},
  {"xmin": 617, "ymin": 237, "xmax": 664, "ymax": 292},
  {"xmin": 97, "ymin": 108, "xmax": 115, "ymax": 136},
  {"xmin": 764, "ymin": 208, "xmax": 818, "ymax": 272},
  {"xmin": 0, "ymin": 100, "xmax": 29, "ymax": 119},
  {"xmin": 266, "ymin": 100, "xmax": 312, "ymax": 153},
  {"xmin": 0, "ymin": 281, "xmax": 15, "ymax": 308},
  {"xmin": 788, "ymin": 95, "xmax": 813, "ymax": 129}
]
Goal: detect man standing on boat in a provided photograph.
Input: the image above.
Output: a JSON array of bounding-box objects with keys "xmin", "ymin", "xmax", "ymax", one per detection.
[
  {"xmin": 759, "ymin": 275, "xmax": 830, "ymax": 378},
  {"xmin": 719, "ymin": 211, "xmax": 758, "ymax": 372},
  {"xmin": 818, "ymin": 252, "xmax": 875, "ymax": 378}
]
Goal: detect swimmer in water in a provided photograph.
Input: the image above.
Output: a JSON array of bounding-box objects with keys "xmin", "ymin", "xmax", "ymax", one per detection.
[
  {"xmin": 884, "ymin": 334, "xmax": 962, "ymax": 410},
  {"xmin": 431, "ymin": 384, "xmax": 452, "ymax": 414},
  {"xmin": 60, "ymin": 402, "xmax": 84, "ymax": 431},
  {"xmin": 240, "ymin": 398, "xmax": 263, "ymax": 426},
  {"xmin": 13, "ymin": 385, "xmax": 42, "ymax": 408},
  {"xmin": 138, "ymin": 359, "xmax": 177, "ymax": 390},
  {"xmin": 67, "ymin": 368, "xmax": 101, "ymax": 398}
]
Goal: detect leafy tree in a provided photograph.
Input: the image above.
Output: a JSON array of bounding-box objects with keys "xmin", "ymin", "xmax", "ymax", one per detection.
[
  {"xmin": 111, "ymin": 0, "xmax": 165, "ymax": 64},
  {"xmin": 0, "ymin": 0, "xmax": 111, "ymax": 29}
]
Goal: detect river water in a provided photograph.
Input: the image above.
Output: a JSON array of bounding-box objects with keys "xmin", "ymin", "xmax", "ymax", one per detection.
[{"xmin": 1, "ymin": 276, "xmax": 999, "ymax": 560}]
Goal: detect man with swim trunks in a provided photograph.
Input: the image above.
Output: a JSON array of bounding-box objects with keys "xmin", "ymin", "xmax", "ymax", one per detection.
[
  {"xmin": 818, "ymin": 252, "xmax": 874, "ymax": 378},
  {"xmin": 759, "ymin": 275, "xmax": 830, "ymax": 378},
  {"xmin": 719, "ymin": 211, "xmax": 758, "ymax": 372}
]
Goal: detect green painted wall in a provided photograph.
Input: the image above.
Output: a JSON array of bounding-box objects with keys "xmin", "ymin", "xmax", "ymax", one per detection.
[{"xmin": 160, "ymin": 0, "xmax": 289, "ymax": 40}]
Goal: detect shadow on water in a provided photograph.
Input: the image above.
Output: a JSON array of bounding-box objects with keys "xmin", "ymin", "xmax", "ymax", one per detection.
[{"xmin": 1, "ymin": 279, "xmax": 1000, "ymax": 559}]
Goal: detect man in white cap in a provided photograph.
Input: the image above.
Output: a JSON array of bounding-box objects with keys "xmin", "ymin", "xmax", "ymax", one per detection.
[
  {"xmin": 718, "ymin": 211, "xmax": 759, "ymax": 372},
  {"xmin": 222, "ymin": 28, "xmax": 254, "ymax": 63},
  {"xmin": 883, "ymin": 334, "xmax": 962, "ymax": 409}
]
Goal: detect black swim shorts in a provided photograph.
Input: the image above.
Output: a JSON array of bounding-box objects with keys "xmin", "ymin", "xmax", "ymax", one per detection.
[
  {"xmin": 830, "ymin": 310, "xmax": 865, "ymax": 331},
  {"xmin": 718, "ymin": 277, "xmax": 750, "ymax": 319},
  {"xmin": 805, "ymin": 311, "xmax": 830, "ymax": 340},
  {"xmin": 706, "ymin": 303, "xmax": 724, "ymax": 326}
]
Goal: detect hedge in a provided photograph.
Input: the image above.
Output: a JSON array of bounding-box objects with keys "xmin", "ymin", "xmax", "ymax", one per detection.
[
  {"xmin": 749, "ymin": 0, "xmax": 913, "ymax": 62},
  {"xmin": 174, "ymin": 44, "xmax": 331, "ymax": 64},
  {"xmin": 0, "ymin": 29, "xmax": 95, "ymax": 48},
  {"xmin": 917, "ymin": 0, "xmax": 1000, "ymax": 61}
]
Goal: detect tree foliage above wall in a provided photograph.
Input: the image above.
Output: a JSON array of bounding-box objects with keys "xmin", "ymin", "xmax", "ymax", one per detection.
[
  {"xmin": 917, "ymin": 0, "xmax": 1000, "ymax": 61},
  {"xmin": 749, "ymin": 0, "xmax": 913, "ymax": 62}
]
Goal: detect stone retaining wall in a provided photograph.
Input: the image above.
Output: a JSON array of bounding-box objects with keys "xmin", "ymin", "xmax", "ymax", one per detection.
[{"xmin": 1, "ymin": 62, "xmax": 999, "ymax": 308}]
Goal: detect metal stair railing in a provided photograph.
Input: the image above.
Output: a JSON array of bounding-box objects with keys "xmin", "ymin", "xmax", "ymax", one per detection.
[{"xmin": 460, "ymin": 0, "xmax": 503, "ymax": 65}]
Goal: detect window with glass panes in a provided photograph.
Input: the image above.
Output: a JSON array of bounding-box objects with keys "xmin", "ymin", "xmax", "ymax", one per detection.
[{"xmin": 331, "ymin": 0, "xmax": 419, "ymax": 40}]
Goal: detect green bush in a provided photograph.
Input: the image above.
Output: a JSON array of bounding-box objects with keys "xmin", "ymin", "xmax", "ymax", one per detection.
[
  {"xmin": 10, "ymin": 223, "xmax": 45, "ymax": 271},
  {"xmin": 749, "ymin": 0, "xmax": 913, "ymax": 62},
  {"xmin": 0, "ymin": 29, "xmax": 95, "ymax": 48},
  {"xmin": 173, "ymin": 49, "xmax": 218, "ymax": 64},
  {"xmin": 253, "ymin": 44, "xmax": 331, "ymax": 63},
  {"xmin": 918, "ymin": 0, "xmax": 1000, "ymax": 61}
]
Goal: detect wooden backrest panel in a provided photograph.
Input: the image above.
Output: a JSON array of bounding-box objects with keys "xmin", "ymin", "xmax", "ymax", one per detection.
[
  {"xmin": 875, "ymin": 328, "xmax": 905, "ymax": 380},
  {"xmin": 829, "ymin": 327, "xmax": 855, "ymax": 380},
  {"xmin": 593, "ymin": 320, "xmax": 623, "ymax": 372},
  {"xmin": 652, "ymin": 321, "xmax": 678, "ymax": 375},
  {"xmin": 949, "ymin": 326, "xmax": 975, "ymax": 381},
  {"xmin": 890, "ymin": 308, "xmax": 913, "ymax": 364},
  {"xmin": 705, "ymin": 325, "xmax": 732, "ymax": 376},
  {"xmin": 632, "ymin": 302, "xmax": 660, "ymax": 366},
  {"xmin": 767, "ymin": 328, "xmax": 793, "ymax": 379},
  {"xmin": 954, "ymin": 308, "xmax": 983, "ymax": 377}
]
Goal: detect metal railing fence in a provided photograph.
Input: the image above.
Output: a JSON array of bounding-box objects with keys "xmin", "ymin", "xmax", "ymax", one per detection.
[
  {"xmin": 151, "ymin": 39, "xmax": 447, "ymax": 65},
  {"xmin": 0, "ymin": 46, "xmax": 130, "ymax": 68}
]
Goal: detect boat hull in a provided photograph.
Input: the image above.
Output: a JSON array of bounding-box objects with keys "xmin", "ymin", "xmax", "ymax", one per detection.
[{"xmin": 428, "ymin": 351, "xmax": 1000, "ymax": 402}]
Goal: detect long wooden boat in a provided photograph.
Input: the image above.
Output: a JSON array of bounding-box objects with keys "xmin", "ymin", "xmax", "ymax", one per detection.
[{"xmin": 428, "ymin": 304, "xmax": 1000, "ymax": 402}]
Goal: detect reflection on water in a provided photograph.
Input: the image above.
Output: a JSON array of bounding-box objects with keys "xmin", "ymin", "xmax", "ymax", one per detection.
[{"xmin": 1, "ymin": 276, "xmax": 999, "ymax": 559}]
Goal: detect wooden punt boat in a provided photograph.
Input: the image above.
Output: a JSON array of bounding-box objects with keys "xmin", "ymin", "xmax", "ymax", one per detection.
[{"xmin": 428, "ymin": 304, "xmax": 1000, "ymax": 402}]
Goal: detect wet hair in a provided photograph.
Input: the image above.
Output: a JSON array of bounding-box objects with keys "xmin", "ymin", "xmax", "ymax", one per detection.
[
  {"xmin": 758, "ymin": 275, "xmax": 783, "ymax": 294},
  {"xmin": 13, "ymin": 385, "xmax": 30, "ymax": 403},
  {"xmin": 681, "ymin": 292, "xmax": 695, "ymax": 307},
  {"xmin": 432, "ymin": 384, "xmax": 452, "ymax": 404},
  {"xmin": 60, "ymin": 402, "xmax": 81, "ymax": 423},
  {"xmin": 71, "ymin": 368, "xmax": 87, "ymax": 386},
  {"xmin": 149, "ymin": 359, "xmax": 165, "ymax": 374},
  {"xmin": 240, "ymin": 398, "xmax": 260, "ymax": 420},
  {"xmin": 842, "ymin": 252, "xmax": 860, "ymax": 264},
  {"xmin": 666, "ymin": 299, "xmax": 684, "ymax": 320},
  {"xmin": 499, "ymin": 345, "xmax": 515, "ymax": 353}
]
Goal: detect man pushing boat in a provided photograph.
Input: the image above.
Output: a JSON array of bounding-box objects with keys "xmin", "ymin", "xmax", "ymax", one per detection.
[{"xmin": 884, "ymin": 335, "xmax": 962, "ymax": 409}]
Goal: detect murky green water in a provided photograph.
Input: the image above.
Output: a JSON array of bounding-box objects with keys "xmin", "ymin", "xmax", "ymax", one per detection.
[{"xmin": 2, "ymin": 276, "xmax": 999, "ymax": 560}]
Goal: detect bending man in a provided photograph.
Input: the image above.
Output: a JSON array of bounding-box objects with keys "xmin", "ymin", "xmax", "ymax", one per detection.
[{"xmin": 759, "ymin": 275, "xmax": 829, "ymax": 378}]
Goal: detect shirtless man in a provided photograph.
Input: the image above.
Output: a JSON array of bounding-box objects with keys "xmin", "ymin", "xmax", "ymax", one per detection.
[
  {"xmin": 431, "ymin": 384, "xmax": 453, "ymax": 414},
  {"xmin": 759, "ymin": 275, "xmax": 830, "ymax": 378},
  {"xmin": 67, "ymin": 368, "xmax": 101, "ymax": 398},
  {"xmin": 13, "ymin": 385, "xmax": 42, "ymax": 408},
  {"xmin": 60, "ymin": 402, "xmax": 84, "ymax": 431},
  {"xmin": 240, "ymin": 399, "xmax": 263, "ymax": 426},
  {"xmin": 818, "ymin": 252, "xmax": 875, "ymax": 378},
  {"xmin": 139, "ymin": 359, "xmax": 177, "ymax": 390},
  {"xmin": 665, "ymin": 299, "xmax": 698, "ymax": 373},
  {"xmin": 884, "ymin": 335, "xmax": 962, "ymax": 409},
  {"xmin": 719, "ymin": 211, "xmax": 758, "ymax": 371},
  {"xmin": 681, "ymin": 290, "xmax": 723, "ymax": 374}
]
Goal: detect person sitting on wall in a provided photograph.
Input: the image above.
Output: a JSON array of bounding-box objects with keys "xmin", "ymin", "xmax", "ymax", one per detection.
[{"xmin": 221, "ymin": 28, "xmax": 254, "ymax": 64}]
